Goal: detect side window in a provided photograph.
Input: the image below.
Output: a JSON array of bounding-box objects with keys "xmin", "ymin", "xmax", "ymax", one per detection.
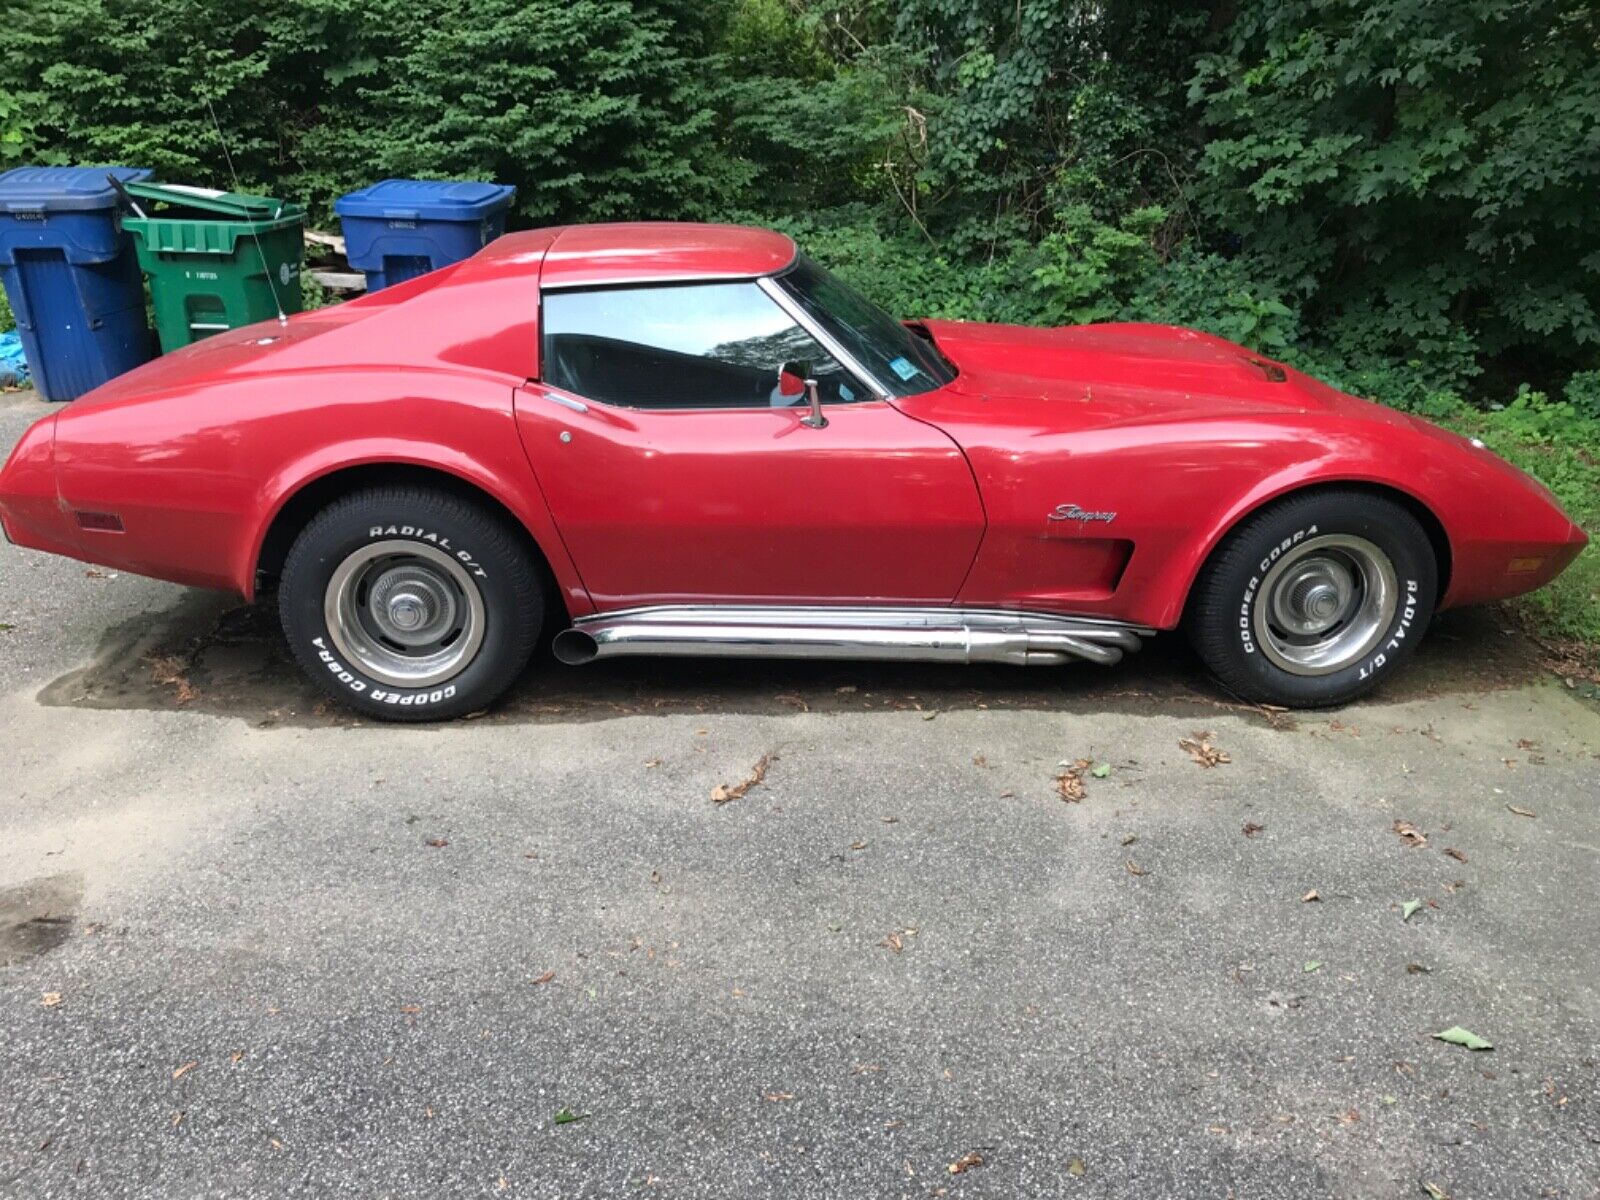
[{"xmin": 542, "ymin": 282, "xmax": 859, "ymax": 410}]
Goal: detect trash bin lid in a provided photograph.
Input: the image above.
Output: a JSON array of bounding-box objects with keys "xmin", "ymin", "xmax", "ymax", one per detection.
[
  {"xmin": 0, "ymin": 166, "xmax": 153, "ymax": 213},
  {"xmin": 335, "ymin": 179, "xmax": 516, "ymax": 221},
  {"xmin": 120, "ymin": 181, "xmax": 293, "ymax": 219}
]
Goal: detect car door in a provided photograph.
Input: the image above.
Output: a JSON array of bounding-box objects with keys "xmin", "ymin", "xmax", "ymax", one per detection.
[{"xmin": 513, "ymin": 278, "xmax": 984, "ymax": 609}]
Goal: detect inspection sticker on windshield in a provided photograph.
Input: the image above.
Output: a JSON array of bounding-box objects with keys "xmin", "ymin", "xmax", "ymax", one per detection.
[{"xmin": 887, "ymin": 355, "xmax": 920, "ymax": 381}]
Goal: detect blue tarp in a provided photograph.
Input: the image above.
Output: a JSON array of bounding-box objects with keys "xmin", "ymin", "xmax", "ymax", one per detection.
[{"xmin": 0, "ymin": 328, "xmax": 28, "ymax": 387}]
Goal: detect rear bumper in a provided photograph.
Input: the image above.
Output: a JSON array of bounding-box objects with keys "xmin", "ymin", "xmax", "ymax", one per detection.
[{"xmin": 0, "ymin": 413, "xmax": 79, "ymax": 557}]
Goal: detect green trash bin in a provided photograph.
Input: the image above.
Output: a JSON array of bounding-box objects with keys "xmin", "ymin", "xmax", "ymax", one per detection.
[{"xmin": 121, "ymin": 182, "xmax": 304, "ymax": 350}]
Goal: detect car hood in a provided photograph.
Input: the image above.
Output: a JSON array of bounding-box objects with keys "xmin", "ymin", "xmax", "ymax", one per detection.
[{"xmin": 915, "ymin": 319, "xmax": 1384, "ymax": 427}]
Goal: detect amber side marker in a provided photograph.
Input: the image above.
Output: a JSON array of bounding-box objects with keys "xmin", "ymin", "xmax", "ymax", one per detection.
[
  {"xmin": 74, "ymin": 511, "xmax": 124, "ymax": 533},
  {"xmin": 1506, "ymin": 556, "xmax": 1546, "ymax": 574}
]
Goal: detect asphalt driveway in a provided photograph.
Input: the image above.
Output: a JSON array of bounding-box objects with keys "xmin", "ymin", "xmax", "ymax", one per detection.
[{"xmin": 1, "ymin": 390, "xmax": 1597, "ymax": 1198}]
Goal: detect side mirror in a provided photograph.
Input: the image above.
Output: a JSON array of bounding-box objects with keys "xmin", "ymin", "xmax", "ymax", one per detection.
[
  {"xmin": 778, "ymin": 360, "xmax": 827, "ymax": 429},
  {"xmin": 777, "ymin": 360, "xmax": 810, "ymax": 398}
]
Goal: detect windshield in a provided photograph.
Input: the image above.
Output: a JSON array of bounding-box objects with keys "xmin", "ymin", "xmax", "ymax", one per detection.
[{"xmin": 777, "ymin": 255, "xmax": 956, "ymax": 397}]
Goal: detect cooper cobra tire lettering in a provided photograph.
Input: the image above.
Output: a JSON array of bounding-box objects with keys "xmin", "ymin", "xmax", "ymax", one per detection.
[{"xmin": 1238, "ymin": 524, "xmax": 1318, "ymax": 655}]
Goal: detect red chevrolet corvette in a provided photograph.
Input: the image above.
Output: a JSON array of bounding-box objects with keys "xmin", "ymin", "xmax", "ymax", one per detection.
[{"xmin": 0, "ymin": 223, "xmax": 1586, "ymax": 719}]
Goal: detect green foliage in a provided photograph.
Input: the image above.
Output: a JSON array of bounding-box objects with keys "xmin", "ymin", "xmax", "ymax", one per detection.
[
  {"xmin": 1191, "ymin": 0, "xmax": 1600, "ymax": 382},
  {"xmin": 0, "ymin": 0, "xmax": 733, "ymax": 224},
  {"xmin": 1565, "ymin": 371, "xmax": 1600, "ymax": 421},
  {"xmin": 1032, "ymin": 204, "xmax": 1166, "ymax": 325}
]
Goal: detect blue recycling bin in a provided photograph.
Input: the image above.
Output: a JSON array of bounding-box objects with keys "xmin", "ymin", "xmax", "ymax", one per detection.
[
  {"xmin": 335, "ymin": 179, "xmax": 515, "ymax": 291},
  {"xmin": 0, "ymin": 166, "xmax": 154, "ymax": 401}
]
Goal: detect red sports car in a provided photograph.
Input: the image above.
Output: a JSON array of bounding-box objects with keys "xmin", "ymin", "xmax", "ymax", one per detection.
[{"xmin": 0, "ymin": 223, "xmax": 1586, "ymax": 719}]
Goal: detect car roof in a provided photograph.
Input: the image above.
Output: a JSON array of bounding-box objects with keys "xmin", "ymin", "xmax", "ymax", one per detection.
[{"xmin": 532, "ymin": 222, "xmax": 798, "ymax": 289}]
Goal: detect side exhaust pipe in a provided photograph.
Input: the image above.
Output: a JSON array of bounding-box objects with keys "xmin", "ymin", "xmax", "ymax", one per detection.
[{"xmin": 551, "ymin": 606, "xmax": 1150, "ymax": 669}]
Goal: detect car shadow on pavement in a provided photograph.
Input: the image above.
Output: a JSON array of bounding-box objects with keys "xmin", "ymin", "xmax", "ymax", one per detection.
[{"xmin": 36, "ymin": 588, "xmax": 1546, "ymax": 728}]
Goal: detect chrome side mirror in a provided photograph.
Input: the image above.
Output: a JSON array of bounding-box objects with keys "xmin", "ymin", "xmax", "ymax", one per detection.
[
  {"xmin": 779, "ymin": 359, "xmax": 827, "ymax": 429},
  {"xmin": 800, "ymin": 376, "xmax": 827, "ymax": 428}
]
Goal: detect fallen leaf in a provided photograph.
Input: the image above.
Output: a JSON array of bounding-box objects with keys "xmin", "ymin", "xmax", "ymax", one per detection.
[
  {"xmin": 644, "ymin": 758, "xmax": 661, "ymax": 769},
  {"xmin": 1506, "ymin": 804, "xmax": 1536, "ymax": 818},
  {"xmin": 1401, "ymin": 899, "xmax": 1422, "ymax": 922},
  {"xmin": 971, "ymin": 755, "xmax": 987, "ymax": 767},
  {"xmin": 1090, "ymin": 763, "xmax": 1111, "ymax": 779},
  {"xmin": 948, "ymin": 1152, "xmax": 985, "ymax": 1175},
  {"xmin": 1124, "ymin": 859, "xmax": 1148, "ymax": 877},
  {"xmin": 921, "ymin": 711, "xmax": 938, "ymax": 721},
  {"xmin": 1304, "ymin": 961, "xmax": 1322, "ymax": 973},
  {"xmin": 1406, "ymin": 963, "xmax": 1431, "ymax": 974},
  {"xmin": 531, "ymin": 971, "xmax": 556, "ymax": 986},
  {"xmin": 1120, "ymin": 834, "xmax": 1138, "ymax": 846},
  {"xmin": 230, "ymin": 1051, "xmax": 245, "ymax": 1065},
  {"xmin": 711, "ymin": 754, "xmax": 771, "ymax": 805},
  {"xmin": 553, "ymin": 1107, "xmax": 590, "ymax": 1125},
  {"xmin": 1422, "ymin": 1183, "xmax": 1451, "ymax": 1200},
  {"xmin": 1443, "ymin": 847, "xmax": 1468, "ymax": 863},
  {"xmin": 40, "ymin": 993, "xmax": 61, "ymax": 1008},
  {"xmin": 399, "ymin": 1004, "xmax": 422, "ymax": 1015},
  {"xmin": 170, "ymin": 1111, "xmax": 184, "ymax": 1129},
  {"xmin": 1178, "ymin": 732, "xmax": 1230, "ymax": 767},
  {"xmin": 1432, "ymin": 1026, "xmax": 1492, "ymax": 1051},
  {"xmin": 1301, "ymin": 889, "xmax": 1320, "ymax": 903},
  {"xmin": 147, "ymin": 654, "xmax": 198, "ymax": 704},
  {"xmin": 425, "ymin": 838, "xmax": 449, "ymax": 848},
  {"xmin": 998, "ymin": 789, "xmax": 1015, "ymax": 798},
  {"xmin": 850, "ymin": 840, "xmax": 868, "ymax": 851},
  {"xmin": 763, "ymin": 1092, "xmax": 795, "ymax": 1102},
  {"xmin": 1067, "ymin": 1156, "xmax": 1086, "ymax": 1176},
  {"xmin": 172, "ymin": 1061, "xmax": 198, "ymax": 1080},
  {"xmin": 269, "ymin": 1137, "xmax": 283, "ymax": 1150},
  {"xmin": 881, "ymin": 931, "xmax": 904, "ymax": 954},
  {"xmin": 1392, "ymin": 820, "xmax": 1428, "ymax": 848},
  {"xmin": 1055, "ymin": 765, "xmax": 1086, "ymax": 802},
  {"xmin": 1242, "ymin": 821, "xmax": 1265, "ymax": 838}
]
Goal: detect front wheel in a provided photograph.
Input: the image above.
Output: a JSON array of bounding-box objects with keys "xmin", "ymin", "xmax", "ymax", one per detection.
[
  {"xmin": 279, "ymin": 486, "xmax": 543, "ymax": 720},
  {"xmin": 1185, "ymin": 491, "xmax": 1437, "ymax": 707}
]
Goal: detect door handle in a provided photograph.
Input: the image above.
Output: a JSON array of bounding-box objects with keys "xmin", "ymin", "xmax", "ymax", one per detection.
[{"xmin": 542, "ymin": 391, "xmax": 589, "ymax": 414}]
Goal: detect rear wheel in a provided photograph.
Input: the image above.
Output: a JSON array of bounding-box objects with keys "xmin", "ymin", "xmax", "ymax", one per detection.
[
  {"xmin": 279, "ymin": 486, "xmax": 543, "ymax": 720},
  {"xmin": 1186, "ymin": 491, "xmax": 1437, "ymax": 707}
]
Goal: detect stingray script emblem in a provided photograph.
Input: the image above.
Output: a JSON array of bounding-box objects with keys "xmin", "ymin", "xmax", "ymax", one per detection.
[{"xmin": 1048, "ymin": 503, "xmax": 1117, "ymax": 525}]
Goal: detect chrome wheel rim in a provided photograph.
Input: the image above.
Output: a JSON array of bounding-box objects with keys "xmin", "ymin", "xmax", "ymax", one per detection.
[
  {"xmin": 1253, "ymin": 534, "xmax": 1396, "ymax": 676},
  {"xmin": 324, "ymin": 540, "xmax": 485, "ymax": 688}
]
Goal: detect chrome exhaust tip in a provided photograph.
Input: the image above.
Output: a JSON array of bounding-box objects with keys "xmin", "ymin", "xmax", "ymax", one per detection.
[{"xmin": 552, "ymin": 628, "xmax": 599, "ymax": 666}]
